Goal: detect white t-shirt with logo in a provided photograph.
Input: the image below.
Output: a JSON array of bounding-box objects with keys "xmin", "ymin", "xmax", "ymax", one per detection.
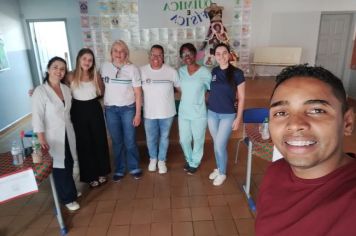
[
  {"xmin": 100, "ymin": 62, "xmax": 141, "ymax": 106},
  {"xmin": 140, "ymin": 64, "xmax": 180, "ymax": 119}
]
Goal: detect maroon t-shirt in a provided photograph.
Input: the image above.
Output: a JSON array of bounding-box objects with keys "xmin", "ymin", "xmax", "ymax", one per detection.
[{"xmin": 256, "ymin": 158, "xmax": 356, "ymax": 236}]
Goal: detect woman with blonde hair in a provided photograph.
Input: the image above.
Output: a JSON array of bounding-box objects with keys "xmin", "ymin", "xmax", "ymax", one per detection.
[
  {"xmin": 100, "ymin": 40, "xmax": 143, "ymax": 181},
  {"xmin": 68, "ymin": 48, "xmax": 111, "ymax": 188}
]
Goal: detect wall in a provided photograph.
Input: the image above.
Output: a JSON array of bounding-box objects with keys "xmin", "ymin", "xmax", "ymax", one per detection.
[
  {"xmin": 1, "ymin": 0, "xmax": 356, "ymax": 130},
  {"xmin": 250, "ymin": 0, "xmax": 356, "ymax": 97},
  {"xmin": 18, "ymin": 0, "xmax": 83, "ymax": 70},
  {"xmin": 0, "ymin": 0, "xmax": 33, "ymax": 131}
]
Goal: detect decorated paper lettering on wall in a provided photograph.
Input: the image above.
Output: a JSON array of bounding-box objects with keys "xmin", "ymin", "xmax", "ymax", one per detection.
[{"xmin": 79, "ymin": 0, "xmax": 252, "ymax": 74}]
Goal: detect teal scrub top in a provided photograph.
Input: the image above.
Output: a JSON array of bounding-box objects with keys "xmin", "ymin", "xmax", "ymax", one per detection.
[{"xmin": 178, "ymin": 65, "xmax": 212, "ymax": 119}]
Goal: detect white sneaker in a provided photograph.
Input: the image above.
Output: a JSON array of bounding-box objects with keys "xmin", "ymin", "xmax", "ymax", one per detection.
[
  {"xmin": 65, "ymin": 201, "xmax": 80, "ymax": 211},
  {"xmin": 158, "ymin": 160, "xmax": 167, "ymax": 174},
  {"xmin": 209, "ymin": 169, "xmax": 219, "ymax": 180},
  {"xmin": 148, "ymin": 158, "xmax": 157, "ymax": 172},
  {"xmin": 213, "ymin": 174, "xmax": 226, "ymax": 186}
]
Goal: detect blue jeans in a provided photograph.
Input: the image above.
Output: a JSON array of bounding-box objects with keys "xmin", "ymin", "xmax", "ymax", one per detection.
[
  {"xmin": 207, "ymin": 110, "xmax": 236, "ymax": 175},
  {"xmin": 105, "ymin": 104, "xmax": 141, "ymax": 176},
  {"xmin": 144, "ymin": 116, "xmax": 174, "ymax": 161}
]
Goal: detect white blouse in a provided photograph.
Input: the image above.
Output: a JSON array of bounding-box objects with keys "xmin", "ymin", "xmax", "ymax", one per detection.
[{"xmin": 71, "ymin": 81, "xmax": 97, "ymax": 101}]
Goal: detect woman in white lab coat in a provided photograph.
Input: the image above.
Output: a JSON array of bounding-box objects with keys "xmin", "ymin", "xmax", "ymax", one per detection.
[{"xmin": 32, "ymin": 56, "xmax": 80, "ymax": 211}]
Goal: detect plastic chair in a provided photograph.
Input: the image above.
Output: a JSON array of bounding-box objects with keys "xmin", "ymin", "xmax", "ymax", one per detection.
[{"xmin": 235, "ymin": 107, "xmax": 269, "ymax": 163}]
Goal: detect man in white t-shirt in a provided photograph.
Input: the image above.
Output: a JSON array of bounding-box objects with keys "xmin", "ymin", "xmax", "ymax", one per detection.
[{"xmin": 140, "ymin": 45, "xmax": 180, "ymax": 174}]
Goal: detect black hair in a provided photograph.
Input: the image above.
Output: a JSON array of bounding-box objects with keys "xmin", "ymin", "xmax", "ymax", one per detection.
[
  {"xmin": 213, "ymin": 43, "xmax": 236, "ymax": 87},
  {"xmin": 179, "ymin": 43, "xmax": 197, "ymax": 58},
  {"xmin": 150, "ymin": 44, "xmax": 165, "ymax": 63},
  {"xmin": 43, "ymin": 56, "xmax": 67, "ymax": 84},
  {"xmin": 272, "ymin": 64, "xmax": 348, "ymax": 113},
  {"xmin": 150, "ymin": 44, "xmax": 164, "ymax": 55}
]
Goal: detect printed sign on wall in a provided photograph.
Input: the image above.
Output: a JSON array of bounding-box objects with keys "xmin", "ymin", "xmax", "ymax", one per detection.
[
  {"xmin": 138, "ymin": 0, "xmax": 234, "ymax": 28},
  {"xmin": 79, "ymin": 0, "xmax": 252, "ymax": 73}
]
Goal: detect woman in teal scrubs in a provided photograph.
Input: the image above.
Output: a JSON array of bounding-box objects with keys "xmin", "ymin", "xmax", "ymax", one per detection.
[{"xmin": 178, "ymin": 43, "xmax": 212, "ymax": 174}]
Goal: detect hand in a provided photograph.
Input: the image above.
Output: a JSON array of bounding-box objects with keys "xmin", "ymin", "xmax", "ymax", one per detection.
[
  {"xmin": 232, "ymin": 118, "xmax": 240, "ymax": 131},
  {"xmin": 132, "ymin": 114, "xmax": 141, "ymax": 127},
  {"xmin": 38, "ymin": 136, "xmax": 50, "ymax": 150},
  {"xmin": 28, "ymin": 89, "xmax": 34, "ymax": 97}
]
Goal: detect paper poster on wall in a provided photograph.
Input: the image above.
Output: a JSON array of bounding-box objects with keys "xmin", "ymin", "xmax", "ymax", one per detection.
[
  {"xmin": 186, "ymin": 28, "xmax": 195, "ymax": 40},
  {"xmin": 79, "ymin": 0, "xmax": 88, "ymax": 14},
  {"xmin": 80, "ymin": 0, "xmax": 252, "ymax": 73},
  {"xmin": 195, "ymin": 26, "xmax": 206, "ymax": 40},
  {"xmin": 149, "ymin": 28, "xmax": 159, "ymax": 42},
  {"xmin": 110, "ymin": 16, "xmax": 120, "ymax": 28},
  {"xmin": 140, "ymin": 29, "xmax": 149, "ymax": 43},
  {"xmin": 81, "ymin": 16, "xmax": 89, "ymax": 28},
  {"xmin": 100, "ymin": 16, "xmax": 111, "ymax": 28},
  {"xmin": 120, "ymin": 2, "xmax": 130, "ymax": 13},
  {"xmin": 108, "ymin": 1, "xmax": 119, "ymax": 13},
  {"xmin": 119, "ymin": 16, "xmax": 129, "ymax": 28},
  {"xmin": 130, "ymin": 2, "xmax": 138, "ymax": 14},
  {"xmin": 159, "ymin": 28, "xmax": 169, "ymax": 42},
  {"xmin": 130, "ymin": 29, "xmax": 140, "ymax": 45},
  {"xmin": 0, "ymin": 33, "xmax": 10, "ymax": 71},
  {"xmin": 138, "ymin": 0, "xmax": 235, "ymax": 28},
  {"xmin": 97, "ymin": 2, "xmax": 110, "ymax": 14},
  {"xmin": 101, "ymin": 31, "xmax": 112, "ymax": 44},
  {"xmin": 89, "ymin": 16, "xmax": 100, "ymax": 28}
]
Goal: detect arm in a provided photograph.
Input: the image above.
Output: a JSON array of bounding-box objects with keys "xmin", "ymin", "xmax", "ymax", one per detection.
[
  {"xmin": 31, "ymin": 88, "xmax": 50, "ymax": 150},
  {"xmin": 173, "ymin": 69, "xmax": 181, "ymax": 98},
  {"xmin": 37, "ymin": 132, "xmax": 49, "ymax": 150},
  {"xmin": 232, "ymin": 82, "xmax": 245, "ymax": 130},
  {"xmin": 64, "ymin": 72, "xmax": 73, "ymax": 86},
  {"xmin": 205, "ymin": 90, "xmax": 210, "ymax": 103},
  {"xmin": 96, "ymin": 72, "xmax": 105, "ymax": 96},
  {"xmin": 133, "ymin": 86, "xmax": 142, "ymax": 127}
]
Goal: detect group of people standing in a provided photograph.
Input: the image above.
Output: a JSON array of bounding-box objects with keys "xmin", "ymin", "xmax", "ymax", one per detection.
[{"xmin": 31, "ymin": 40, "xmax": 245, "ymax": 211}]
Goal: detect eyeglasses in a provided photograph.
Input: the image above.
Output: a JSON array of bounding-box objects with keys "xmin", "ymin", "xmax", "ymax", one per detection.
[
  {"xmin": 150, "ymin": 53, "xmax": 163, "ymax": 59},
  {"xmin": 181, "ymin": 51, "xmax": 194, "ymax": 58}
]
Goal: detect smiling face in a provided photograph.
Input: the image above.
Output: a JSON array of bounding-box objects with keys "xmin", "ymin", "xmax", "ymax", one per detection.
[
  {"xmin": 149, "ymin": 47, "xmax": 164, "ymax": 70},
  {"xmin": 181, "ymin": 48, "xmax": 196, "ymax": 66},
  {"xmin": 79, "ymin": 53, "xmax": 93, "ymax": 72},
  {"xmin": 214, "ymin": 45, "xmax": 230, "ymax": 69},
  {"xmin": 48, "ymin": 60, "xmax": 66, "ymax": 82},
  {"xmin": 269, "ymin": 76, "xmax": 354, "ymax": 178},
  {"xmin": 111, "ymin": 43, "xmax": 127, "ymax": 65}
]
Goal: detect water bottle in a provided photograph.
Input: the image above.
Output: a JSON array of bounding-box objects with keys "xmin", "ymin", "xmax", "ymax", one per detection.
[
  {"xmin": 11, "ymin": 141, "xmax": 24, "ymax": 166},
  {"xmin": 31, "ymin": 134, "xmax": 42, "ymax": 163},
  {"xmin": 261, "ymin": 117, "xmax": 270, "ymax": 140}
]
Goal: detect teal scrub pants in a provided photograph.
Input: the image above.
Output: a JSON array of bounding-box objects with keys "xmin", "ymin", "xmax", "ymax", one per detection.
[{"xmin": 178, "ymin": 117, "xmax": 207, "ymax": 168}]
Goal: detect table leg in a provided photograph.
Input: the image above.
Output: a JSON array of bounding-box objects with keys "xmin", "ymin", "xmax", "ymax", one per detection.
[
  {"xmin": 243, "ymin": 140, "xmax": 256, "ymax": 212},
  {"xmin": 252, "ymin": 65, "xmax": 257, "ymax": 80},
  {"xmin": 49, "ymin": 174, "xmax": 67, "ymax": 235}
]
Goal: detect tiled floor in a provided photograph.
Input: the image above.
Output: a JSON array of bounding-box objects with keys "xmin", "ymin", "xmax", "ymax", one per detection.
[{"xmin": 1, "ymin": 77, "xmax": 355, "ymax": 236}]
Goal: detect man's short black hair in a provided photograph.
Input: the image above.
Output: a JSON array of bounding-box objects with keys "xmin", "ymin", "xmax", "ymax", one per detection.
[
  {"xmin": 150, "ymin": 44, "xmax": 164, "ymax": 55},
  {"xmin": 271, "ymin": 64, "xmax": 348, "ymax": 113}
]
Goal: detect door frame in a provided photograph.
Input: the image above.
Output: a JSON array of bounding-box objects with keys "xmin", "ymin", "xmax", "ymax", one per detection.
[
  {"xmin": 26, "ymin": 18, "xmax": 73, "ymax": 86},
  {"xmin": 315, "ymin": 11, "xmax": 354, "ymax": 83}
]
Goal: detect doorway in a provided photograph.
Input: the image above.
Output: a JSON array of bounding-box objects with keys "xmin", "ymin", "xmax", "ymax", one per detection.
[
  {"xmin": 315, "ymin": 13, "xmax": 353, "ymax": 79},
  {"xmin": 27, "ymin": 20, "xmax": 72, "ymax": 86}
]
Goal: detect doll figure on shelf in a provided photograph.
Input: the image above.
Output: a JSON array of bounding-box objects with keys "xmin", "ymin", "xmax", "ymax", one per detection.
[{"xmin": 199, "ymin": 3, "xmax": 239, "ymax": 68}]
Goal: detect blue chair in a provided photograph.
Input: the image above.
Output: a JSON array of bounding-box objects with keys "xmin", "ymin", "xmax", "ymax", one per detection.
[
  {"xmin": 235, "ymin": 107, "xmax": 269, "ymax": 212},
  {"xmin": 235, "ymin": 107, "xmax": 269, "ymax": 163},
  {"xmin": 24, "ymin": 130, "xmax": 36, "ymax": 138}
]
